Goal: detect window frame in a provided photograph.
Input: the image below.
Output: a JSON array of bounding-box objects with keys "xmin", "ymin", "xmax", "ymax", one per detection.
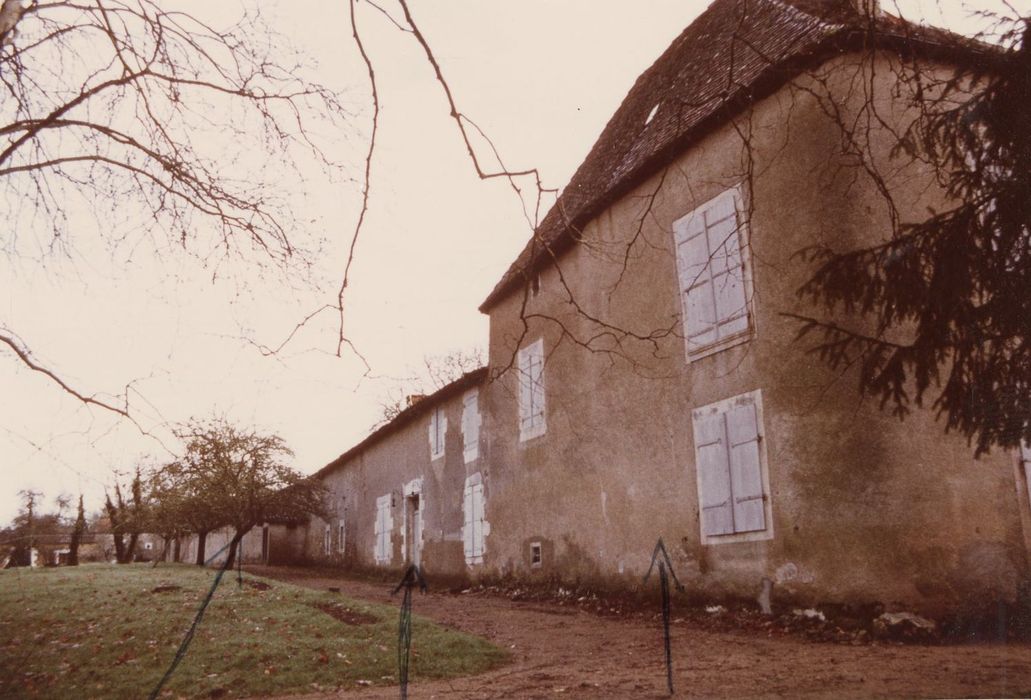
[
  {"xmin": 517, "ymin": 338, "xmax": 546, "ymax": 442},
  {"xmin": 429, "ymin": 406, "xmax": 446, "ymax": 461},
  {"xmin": 673, "ymin": 185, "xmax": 755, "ymax": 361},
  {"xmin": 691, "ymin": 389, "xmax": 774, "ymax": 545},
  {"xmin": 462, "ymin": 389, "xmax": 481, "ymax": 463},
  {"xmin": 373, "ymin": 495, "xmax": 392, "ymax": 564},
  {"xmin": 337, "ymin": 518, "xmax": 346, "ymax": 554},
  {"xmin": 323, "ymin": 523, "xmax": 332, "ymax": 556},
  {"xmin": 463, "ymin": 472, "xmax": 487, "ymax": 565}
]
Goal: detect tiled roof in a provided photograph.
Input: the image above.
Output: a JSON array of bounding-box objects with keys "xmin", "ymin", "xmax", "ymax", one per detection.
[{"xmin": 479, "ymin": 0, "xmax": 993, "ymax": 311}]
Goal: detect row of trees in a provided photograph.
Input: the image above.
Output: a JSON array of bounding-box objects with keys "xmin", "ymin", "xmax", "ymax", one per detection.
[
  {"xmin": 3, "ymin": 419, "xmax": 326, "ymax": 568},
  {"xmin": 1, "ymin": 490, "xmax": 86, "ymax": 566}
]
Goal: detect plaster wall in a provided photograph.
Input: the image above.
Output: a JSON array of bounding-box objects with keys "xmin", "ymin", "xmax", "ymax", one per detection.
[
  {"xmin": 482, "ymin": 51, "xmax": 1028, "ymax": 613},
  {"xmin": 305, "ymin": 385, "xmax": 488, "ymax": 582}
]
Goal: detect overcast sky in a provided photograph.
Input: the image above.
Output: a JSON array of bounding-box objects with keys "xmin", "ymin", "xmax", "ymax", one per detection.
[{"xmin": 1, "ymin": 0, "xmax": 1025, "ymax": 524}]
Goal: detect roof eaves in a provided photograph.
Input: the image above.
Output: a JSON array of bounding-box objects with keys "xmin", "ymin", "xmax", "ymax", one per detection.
[
  {"xmin": 477, "ymin": 1, "xmax": 1001, "ymax": 314},
  {"xmin": 313, "ymin": 366, "xmax": 488, "ymax": 480}
]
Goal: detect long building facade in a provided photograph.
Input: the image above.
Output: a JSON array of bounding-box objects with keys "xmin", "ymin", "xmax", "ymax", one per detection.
[{"xmin": 295, "ymin": 0, "xmax": 1031, "ymax": 616}]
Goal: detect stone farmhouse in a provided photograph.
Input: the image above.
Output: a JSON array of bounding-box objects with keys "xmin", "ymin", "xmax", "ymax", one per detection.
[{"xmin": 255, "ymin": 0, "xmax": 1029, "ymax": 615}]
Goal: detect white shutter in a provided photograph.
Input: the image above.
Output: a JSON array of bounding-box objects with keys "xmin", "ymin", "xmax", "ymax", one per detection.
[
  {"xmin": 472, "ymin": 483, "xmax": 485, "ymax": 559},
  {"xmin": 676, "ymin": 214, "xmax": 718, "ymax": 348},
  {"xmin": 726, "ymin": 402, "xmax": 766, "ymax": 532},
  {"xmin": 692, "ymin": 411, "xmax": 735, "ymax": 535},
  {"xmin": 518, "ymin": 340, "xmax": 546, "ymax": 438},
  {"xmin": 674, "ymin": 187, "xmax": 750, "ymax": 356},
  {"xmin": 374, "ymin": 496, "xmax": 391, "ymax": 563},
  {"xmin": 462, "ymin": 484, "xmax": 474, "ymax": 560},
  {"xmin": 708, "ymin": 209, "xmax": 748, "ymax": 338},
  {"xmin": 529, "ymin": 347, "xmax": 544, "ymax": 428},
  {"xmin": 518, "ymin": 347, "xmax": 531, "ymax": 431},
  {"xmin": 463, "ymin": 392, "xmax": 480, "ymax": 462}
]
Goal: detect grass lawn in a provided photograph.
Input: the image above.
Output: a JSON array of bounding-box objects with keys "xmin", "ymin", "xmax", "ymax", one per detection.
[{"xmin": 0, "ymin": 563, "xmax": 507, "ymax": 699}]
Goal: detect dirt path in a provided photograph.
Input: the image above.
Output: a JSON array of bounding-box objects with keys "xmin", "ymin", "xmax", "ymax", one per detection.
[{"xmin": 248, "ymin": 565, "xmax": 1031, "ymax": 699}]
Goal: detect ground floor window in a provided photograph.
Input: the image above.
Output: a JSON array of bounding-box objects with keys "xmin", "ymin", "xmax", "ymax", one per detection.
[
  {"xmin": 374, "ymin": 495, "xmax": 392, "ymax": 564},
  {"xmin": 463, "ymin": 473, "xmax": 486, "ymax": 565},
  {"xmin": 691, "ymin": 389, "xmax": 772, "ymax": 541}
]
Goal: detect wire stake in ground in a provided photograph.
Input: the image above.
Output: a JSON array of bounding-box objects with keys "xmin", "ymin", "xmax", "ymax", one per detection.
[
  {"xmin": 148, "ymin": 541, "xmax": 236, "ymax": 700},
  {"xmin": 643, "ymin": 538, "xmax": 685, "ymax": 696},
  {"xmin": 391, "ymin": 564, "xmax": 427, "ymax": 700}
]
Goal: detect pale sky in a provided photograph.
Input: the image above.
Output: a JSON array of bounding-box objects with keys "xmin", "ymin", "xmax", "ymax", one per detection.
[{"xmin": 0, "ymin": 0, "xmax": 1024, "ymax": 523}]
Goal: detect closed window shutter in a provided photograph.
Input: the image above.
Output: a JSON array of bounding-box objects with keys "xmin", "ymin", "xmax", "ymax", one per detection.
[
  {"xmin": 692, "ymin": 411, "xmax": 735, "ymax": 535},
  {"xmin": 530, "ymin": 348, "xmax": 544, "ymax": 426},
  {"xmin": 726, "ymin": 402, "xmax": 766, "ymax": 532},
  {"xmin": 675, "ymin": 188, "xmax": 749, "ymax": 355},
  {"xmin": 706, "ymin": 198, "xmax": 748, "ymax": 339},
  {"xmin": 463, "ymin": 392, "xmax": 479, "ymax": 461},
  {"xmin": 676, "ymin": 213, "xmax": 718, "ymax": 348},
  {"xmin": 375, "ymin": 498, "xmax": 390, "ymax": 562},
  {"xmin": 472, "ymin": 483, "xmax": 484, "ymax": 559},
  {"xmin": 373, "ymin": 506, "xmax": 382, "ymax": 560},
  {"xmin": 463, "ymin": 484, "xmax": 474, "ymax": 559},
  {"xmin": 518, "ymin": 347, "xmax": 532, "ymax": 430}
]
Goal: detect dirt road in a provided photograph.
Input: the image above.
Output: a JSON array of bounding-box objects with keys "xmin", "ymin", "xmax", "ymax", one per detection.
[{"xmin": 249, "ymin": 566, "xmax": 1031, "ymax": 699}]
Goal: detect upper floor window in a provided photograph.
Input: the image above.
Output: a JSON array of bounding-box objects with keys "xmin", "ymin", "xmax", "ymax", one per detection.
[
  {"xmin": 518, "ymin": 338, "xmax": 546, "ymax": 441},
  {"xmin": 692, "ymin": 390, "xmax": 772, "ymax": 542},
  {"xmin": 428, "ymin": 406, "xmax": 446, "ymax": 460},
  {"xmin": 462, "ymin": 390, "xmax": 481, "ymax": 463},
  {"xmin": 673, "ymin": 186, "xmax": 751, "ymax": 359}
]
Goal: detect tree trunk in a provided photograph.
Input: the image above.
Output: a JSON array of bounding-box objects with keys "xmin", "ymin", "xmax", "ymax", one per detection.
[
  {"xmin": 69, "ymin": 495, "xmax": 85, "ymax": 566},
  {"xmin": 195, "ymin": 530, "xmax": 208, "ymax": 566},
  {"xmin": 173, "ymin": 536, "xmax": 181, "ymax": 563},
  {"xmin": 152, "ymin": 536, "xmax": 169, "ymax": 568},
  {"xmin": 225, "ymin": 528, "xmax": 248, "ymax": 570},
  {"xmin": 112, "ymin": 533, "xmax": 125, "ymax": 563},
  {"xmin": 124, "ymin": 533, "xmax": 139, "ymax": 563},
  {"xmin": 68, "ymin": 528, "xmax": 81, "ymax": 566}
]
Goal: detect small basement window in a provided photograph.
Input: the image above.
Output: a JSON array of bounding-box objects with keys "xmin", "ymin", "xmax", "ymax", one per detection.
[{"xmin": 530, "ymin": 541, "xmax": 542, "ymax": 568}]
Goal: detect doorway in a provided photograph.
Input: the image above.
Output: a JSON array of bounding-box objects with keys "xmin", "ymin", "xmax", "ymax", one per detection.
[{"xmin": 405, "ymin": 493, "xmax": 422, "ymax": 566}]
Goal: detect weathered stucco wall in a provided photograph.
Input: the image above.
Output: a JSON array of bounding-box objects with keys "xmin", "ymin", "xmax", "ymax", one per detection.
[
  {"xmin": 305, "ymin": 381, "xmax": 488, "ymax": 583},
  {"xmin": 481, "ymin": 50, "xmax": 1029, "ymax": 614}
]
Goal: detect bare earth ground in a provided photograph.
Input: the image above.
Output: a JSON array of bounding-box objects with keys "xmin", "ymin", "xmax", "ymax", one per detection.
[{"xmin": 247, "ymin": 565, "xmax": 1031, "ymax": 699}]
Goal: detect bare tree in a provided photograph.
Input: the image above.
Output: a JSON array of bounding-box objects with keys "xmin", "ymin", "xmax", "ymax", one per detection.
[
  {"xmin": 103, "ymin": 467, "xmax": 148, "ymax": 563},
  {"xmin": 174, "ymin": 418, "xmax": 325, "ymax": 567},
  {"xmin": 0, "ymin": 0, "xmax": 346, "ymax": 417},
  {"xmin": 376, "ymin": 348, "xmax": 484, "ymax": 424}
]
